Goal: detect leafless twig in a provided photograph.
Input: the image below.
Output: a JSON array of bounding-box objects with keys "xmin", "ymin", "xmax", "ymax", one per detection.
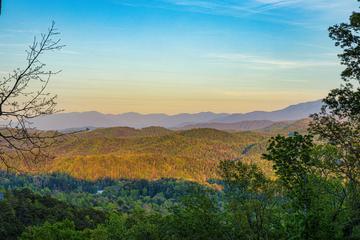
[{"xmin": 0, "ymin": 21, "xmax": 65, "ymax": 171}]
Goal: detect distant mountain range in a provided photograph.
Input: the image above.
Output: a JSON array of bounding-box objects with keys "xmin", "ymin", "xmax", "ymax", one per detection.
[
  {"xmin": 179, "ymin": 118, "xmax": 311, "ymax": 133},
  {"xmin": 179, "ymin": 120, "xmax": 276, "ymax": 131},
  {"xmin": 31, "ymin": 100, "xmax": 322, "ymax": 130},
  {"xmin": 212, "ymin": 100, "xmax": 322, "ymax": 122}
]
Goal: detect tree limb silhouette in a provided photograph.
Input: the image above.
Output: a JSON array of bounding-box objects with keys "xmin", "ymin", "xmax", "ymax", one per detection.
[{"xmin": 0, "ymin": 22, "xmax": 64, "ymax": 170}]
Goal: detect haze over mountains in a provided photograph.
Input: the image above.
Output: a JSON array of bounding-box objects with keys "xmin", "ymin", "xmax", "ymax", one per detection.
[
  {"xmin": 31, "ymin": 100, "xmax": 322, "ymax": 130},
  {"xmin": 179, "ymin": 120, "xmax": 276, "ymax": 131}
]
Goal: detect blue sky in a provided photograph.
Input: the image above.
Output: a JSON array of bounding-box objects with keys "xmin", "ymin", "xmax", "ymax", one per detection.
[{"xmin": 0, "ymin": 0, "xmax": 357, "ymax": 113}]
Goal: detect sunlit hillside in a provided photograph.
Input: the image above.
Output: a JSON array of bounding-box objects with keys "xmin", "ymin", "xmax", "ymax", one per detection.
[
  {"xmin": 4, "ymin": 127, "xmax": 274, "ymax": 183},
  {"xmin": 256, "ymin": 118, "xmax": 310, "ymax": 135}
]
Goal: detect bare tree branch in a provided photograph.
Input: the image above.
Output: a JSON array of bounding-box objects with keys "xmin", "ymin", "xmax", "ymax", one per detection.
[{"xmin": 0, "ymin": 22, "xmax": 65, "ymax": 171}]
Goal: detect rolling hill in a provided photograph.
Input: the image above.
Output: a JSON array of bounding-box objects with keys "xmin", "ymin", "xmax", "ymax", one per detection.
[
  {"xmin": 179, "ymin": 120, "xmax": 276, "ymax": 131},
  {"xmin": 2, "ymin": 115, "xmax": 312, "ymax": 184},
  {"xmin": 6, "ymin": 127, "xmax": 273, "ymax": 183},
  {"xmin": 256, "ymin": 118, "xmax": 310, "ymax": 135},
  {"xmin": 174, "ymin": 118, "xmax": 310, "ymax": 134}
]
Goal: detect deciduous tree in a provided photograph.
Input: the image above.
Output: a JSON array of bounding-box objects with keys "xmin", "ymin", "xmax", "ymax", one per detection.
[{"xmin": 0, "ymin": 22, "xmax": 63, "ymax": 169}]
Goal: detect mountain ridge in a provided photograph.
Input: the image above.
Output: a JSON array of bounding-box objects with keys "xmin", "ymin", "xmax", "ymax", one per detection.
[
  {"xmin": 31, "ymin": 100, "xmax": 322, "ymax": 130},
  {"xmin": 178, "ymin": 120, "xmax": 276, "ymax": 131}
]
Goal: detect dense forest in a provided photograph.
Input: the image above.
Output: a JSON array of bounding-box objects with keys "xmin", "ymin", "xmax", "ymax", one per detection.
[
  {"xmin": 0, "ymin": 2, "xmax": 360, "ymax": 240},
  {"xmin": 2, "ymin": 127, "xmax": 274, "ymax": 183},
  {"xmin": 0, "ymin": 119, "xmax": 310, "ymax": 183}
]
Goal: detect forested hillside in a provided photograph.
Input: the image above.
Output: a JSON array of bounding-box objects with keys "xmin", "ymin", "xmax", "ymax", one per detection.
[{"xmin": 4, "ymin": 127, "xmax": 273, "ymax": 183}]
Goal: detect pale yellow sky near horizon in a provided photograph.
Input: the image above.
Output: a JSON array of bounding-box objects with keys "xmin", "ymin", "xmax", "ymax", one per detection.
[
  {"xmin": 52, "ymin": 84, "xmax": 326, "ymax": 114},
  {"xmin": 2, "ymin": 0, "xmax": 353, "ymax": 115}
]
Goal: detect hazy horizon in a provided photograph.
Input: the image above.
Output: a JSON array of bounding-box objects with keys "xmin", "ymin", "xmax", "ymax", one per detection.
[
  {"xmin": 0, "ymin": 0, "xmax": 356, "ymax": 114},
  {"xmin": 50, "ymin": 98, "xmax": 321, "ymax": 115}
]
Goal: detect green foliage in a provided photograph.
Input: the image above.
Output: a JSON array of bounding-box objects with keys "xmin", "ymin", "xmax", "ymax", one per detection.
[
  {"xmin": 0, "ymin": 171, "xmax": 214, "ymax": 213},
  {"xmin": 309, "ymin": 2, "xmax": 360, "ymax": 238},
  {"xmin": 0, "ymin": 188, "xmax": 107, "ymax": 240},
  {"xmin": 263, "ymin": 133, "xmax": 315, "ymax": 189},
  {"xmin": 219, "ymin": 160, "xmax": 282, "ymax": 239},
  {"xmin": 163, "ymin": 193, "xmax": 228, "ymax": 240},
  {"xmin": 220, "ymin": 160, "xmax": 268, "ymax": 192},
  {"xmin": 20, "ymin": 220, "xmax": 84, "ymax": 240},
  {"xmin": 263, "ymin": 133, "xmax": 348, "ymax": 239},
  {"xmin": 0, "ymin": 200, "xmax": 19, "ymax": 240}
]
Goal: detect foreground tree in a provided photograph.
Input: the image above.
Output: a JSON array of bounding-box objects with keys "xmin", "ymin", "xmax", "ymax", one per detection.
[
  {"xmin": 0, "ymin": 22, "xmax": 63, "ymax": 169},
  {"xmin": 263, "ymin": 2, "xmax": 360, "ymax": 238},
  {"xmin": 218, "ymin": 160, "xmax": 281, "ymax": 239},
  {"xmin": 264, "ymin": 134, "xmax": 346, "ymax": 239},
  {"xmin": 309, "ymin": 3, "xmax": 360, "ymax": 238}
]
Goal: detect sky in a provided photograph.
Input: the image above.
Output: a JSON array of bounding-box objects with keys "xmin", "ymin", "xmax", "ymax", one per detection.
[{"xmin": 0, "ymin": 0, "xmax": 358, "ymax": 114}]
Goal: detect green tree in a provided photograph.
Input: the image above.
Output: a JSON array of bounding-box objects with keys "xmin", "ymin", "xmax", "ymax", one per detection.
[
  {"xmin": 0, "ymin": 199, "xmax": 19, "ymax": 240},
  {"xmin": 309, "ymin": 1, "xmax": 360, "ymax": 237},
  {"xmin": 20, "ymin": 220, "xmax": 84, "ymax": 240},
  {"xmin": 219, "ymin": 160, "xmax": 280, "ymax": 240},
  {"xmin": 165, "ymin": 193, "xmax": 227, "ymax": 240},
  {"xmin": 263, "ymin": 133, "xmax": 315, "ymax": 191},
  {"xmin": 263, "ymin": 134, "xmax": 346, "ymax": 239}
]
